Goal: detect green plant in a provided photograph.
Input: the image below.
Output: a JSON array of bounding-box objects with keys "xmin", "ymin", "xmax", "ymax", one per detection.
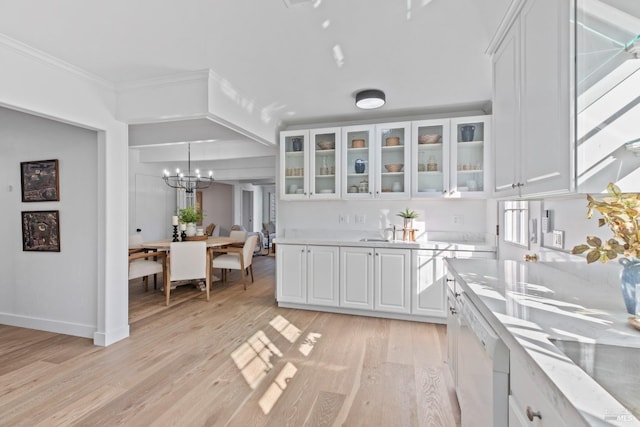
[
  {"xmin": 396, "ymin": 208, "xmax": 419, "ymax": 219},
  {"xmin": 178, "ymin": 206, "xmax": 202, "ymax": 224},
  {"xmin": 571, "ymin": 183, "xmax": 640, "ymax": 263}
]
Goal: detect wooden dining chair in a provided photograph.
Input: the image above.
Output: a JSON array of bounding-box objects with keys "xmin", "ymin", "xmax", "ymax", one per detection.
[
  {"xmin": 164, "ymin": 241, "xmax": 209, "ymax": 306},
  {"xmin": 129, "ymin": 251, "xmax": 166, "ymax": 291},
  {"xmin": 211, "ymin": 235, "xmax": 258, "ymax": 290}
]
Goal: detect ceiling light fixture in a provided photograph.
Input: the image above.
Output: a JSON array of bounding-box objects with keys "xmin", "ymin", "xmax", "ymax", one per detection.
[
  {"xmin": 355, "ymin": 89, "xmax": 386, "ymax": 109},
  {"xmin": 163, "ymin": 143, "xmax": 214, "ymax": 193}
]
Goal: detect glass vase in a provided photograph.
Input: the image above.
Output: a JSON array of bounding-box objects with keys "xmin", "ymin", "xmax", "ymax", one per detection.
[{"xmin": 619, "ymin": 258, "xmax": 640, "ymax": 314}]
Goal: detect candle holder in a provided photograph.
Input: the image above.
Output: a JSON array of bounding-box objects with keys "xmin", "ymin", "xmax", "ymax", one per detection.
[
  {"xmin": 181, "ymin": 230, "xmax": 187, "ymax": 241},
  {"xmin": 172, "ymin": 225, "xmax": 179, "ymax": 242}
]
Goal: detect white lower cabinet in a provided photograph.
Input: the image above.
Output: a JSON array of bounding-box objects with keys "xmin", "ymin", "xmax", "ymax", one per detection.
[
  {"xmin": 374, "ymin": 248, "xmax": 411, "ymax": 314},
  {"xmin": 277, "ymin": 244, "xmax": 307, "ymax": 304},
  {"xmin": 340, "ymin": 247, "xmax": 410, "ymax": 314},
  {"xmin": 413, "ymin": 250, "xmax": 447, "ymax": 318},
  {"xmin": 339, "ymin": 247, "xmax": 374, "ymax": 310},
  {"xmin": 277, "ymin": 244, "xmax": 338, "ymax": 306},
  {"xmin": 509, "ymin": 354, "xmax": 566, "ymax": 427},
  {"xmin": 307, "ymin": 245, "xmax": 339, "ymax": 307}
]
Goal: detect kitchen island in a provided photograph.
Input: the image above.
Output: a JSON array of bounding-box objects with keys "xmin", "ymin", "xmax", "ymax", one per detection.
[{"xmin": 445, "ymin": 258, "xmax": 640, "ymax": 426}]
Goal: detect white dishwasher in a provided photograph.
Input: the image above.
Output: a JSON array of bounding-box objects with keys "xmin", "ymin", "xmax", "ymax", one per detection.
[{"xmin": 457, "ymin": 293, "xmax": 509, "ymax": 427}]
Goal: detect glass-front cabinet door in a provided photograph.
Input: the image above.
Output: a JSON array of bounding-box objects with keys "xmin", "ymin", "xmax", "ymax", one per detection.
[
  {"xmin": 412, "ymin": 119, "xmax": 450, "ymax": 197},
  {"xmin": 375, "ymin": 122, "xmax": 411, "ymax": 198},
  {"xmin": 342, "ymin": 125, "xmax": 374, "ymax": 199},
  {"xmin": 280, "ymin": 130, "xmax": 309, "ymax": 200},
  {"xmin": 450, "ymin": 116, "xmax": 490, "ymax": 197},
  {"xmin": 310, "ymin": 128, "xmax": 340, "ymax": 199}
]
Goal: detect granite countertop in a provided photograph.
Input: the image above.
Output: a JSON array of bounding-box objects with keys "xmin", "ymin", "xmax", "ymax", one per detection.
[
  {"xmin": 274, "ymin": 237, "xmax": 496, "ymax": 252},
  {"xmin": 446, "ymin": 258, "xmax": 640, "ymax": 426}
]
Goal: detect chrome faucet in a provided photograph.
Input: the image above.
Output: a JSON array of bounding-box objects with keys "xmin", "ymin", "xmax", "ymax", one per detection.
[{"xmin": 383, "ymin": 225, "xmax": 397, "ymax": 241}]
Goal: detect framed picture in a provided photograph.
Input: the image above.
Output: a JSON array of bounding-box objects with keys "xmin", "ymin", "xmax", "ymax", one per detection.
[
  {"xmin": 22, "ymin": 210, "xmax": 60, "ymax": 252},
  {"xmin": 20, "ymin": 159, "xmax": 60, "ymax": 202}
]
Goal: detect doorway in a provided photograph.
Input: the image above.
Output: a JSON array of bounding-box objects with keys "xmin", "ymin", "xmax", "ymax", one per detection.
[{"xmin": 242, "ymin": 190, "xmax": 253, "ymax": 231}]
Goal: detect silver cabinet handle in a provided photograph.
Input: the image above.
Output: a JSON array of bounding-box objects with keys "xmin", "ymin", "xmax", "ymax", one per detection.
[
  {"xmin": 526, "ymin": 406, "xmax": 542, "ymax": 421},
  {"xmin": 449, "ymin": 307, "xmax": 457, "ymax": 314}
]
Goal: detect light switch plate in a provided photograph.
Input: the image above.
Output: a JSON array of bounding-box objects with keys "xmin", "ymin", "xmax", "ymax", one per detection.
[{"xmin": 552, "ymin": 230, "xmax": 564, "ymax": 249}]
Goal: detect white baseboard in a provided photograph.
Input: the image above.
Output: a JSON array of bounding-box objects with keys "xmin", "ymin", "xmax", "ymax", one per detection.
[
  {"xmin": 93, "ymin": 325, "xmax": 130, "ymax": 347},
  {"xmin": 0, "ymin": 312, "xmax": 95, "ymax": 339}
]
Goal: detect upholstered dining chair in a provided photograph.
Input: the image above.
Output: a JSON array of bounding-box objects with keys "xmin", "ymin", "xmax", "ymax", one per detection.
[
  {"xmin": 129, "ymin": 250, "xmax": 166, "ymax": 291},
  {"xmin": 229, "ymin": 229, "xmax": 248, "ymax": 243},
  {"xmin": 211, "ymin": 234, "xmax": 258, "ymax": 290},
  {"xmin": 164, "ymin": 241, "xmax": 209, "ymax": 306}
]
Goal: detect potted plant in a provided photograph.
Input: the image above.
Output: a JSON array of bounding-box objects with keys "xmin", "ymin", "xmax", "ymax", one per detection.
[
  {"xmin": 571, "ymin": 183, "xmax": 640, "ymax": 314},
  {"xmin": 178, "ymin": 206, "xmax": 202, "ymax": 237},
  {"xmin": 397, "ymin": 208, "xmax": 419, "ymax": 231}
]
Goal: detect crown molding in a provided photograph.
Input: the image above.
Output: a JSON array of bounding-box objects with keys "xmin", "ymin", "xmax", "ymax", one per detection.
[
  {"xmin": 485, "ymin": 0, "xmax": 526, "ymax": 55},
  {"xmin": 0, "ymin": 32, "xmax": 114, "ymax": 91}
]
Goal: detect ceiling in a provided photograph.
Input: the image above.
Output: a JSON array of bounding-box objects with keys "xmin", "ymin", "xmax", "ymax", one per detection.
[{"xmin": 0, "ymin": 0, "xmax": 511, "ymax": 184}]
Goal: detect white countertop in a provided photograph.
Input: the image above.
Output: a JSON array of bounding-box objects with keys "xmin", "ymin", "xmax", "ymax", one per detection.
[
  {"xmin": 446, "ymin": 258, "xmax": 640, "ymax": 426},
  {"xmin": 274, "ymin": 237, "xmax": 496, "ymax": 252}
]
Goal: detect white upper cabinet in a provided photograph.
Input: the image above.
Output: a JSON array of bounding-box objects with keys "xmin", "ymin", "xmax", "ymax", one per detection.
[
  {"xmin": 450, "ymin": 116, "xmax": 491, "ymax": 198},
  {"xmin": 281, "ymin": 115, "xmax": 491, "ymax": 200},
  {"xmin": 309, "ymin": 128, "xmax": 341, "ymax": 199},
  {"xmin": 280, "ymin": 130, "xmax": 309, "ymax": 200},
  {"xmin": 280, "ymin": 128, "xmax": 341, "ymax": 200},
  {"xmin": 492, "ymin": 0, "xmax": 573, "ymax": 197},
  {"xmin": 412, "ymin": 119, "xmax": 450, "ymax": 197},
  {"xmin": 412, "ymin": 116, "xmax": 490, "ymax": 198},
  {"xmin": 342, "ymin": 125, "xmax": 375, "ymax": 199},
  {"xmin": 374, "ymin": 121, "xmax": 412, "ymax": 199}
]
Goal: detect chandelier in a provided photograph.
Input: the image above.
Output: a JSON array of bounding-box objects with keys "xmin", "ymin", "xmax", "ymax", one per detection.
[{"xmin": 162, "ymin": 143, "xmax": 214, "ymax": 193}]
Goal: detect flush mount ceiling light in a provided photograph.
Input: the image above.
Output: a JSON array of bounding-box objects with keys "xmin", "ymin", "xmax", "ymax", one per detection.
[{"xmin": 355, "ymin": 89, "xmax": 386, "ymax": 110}]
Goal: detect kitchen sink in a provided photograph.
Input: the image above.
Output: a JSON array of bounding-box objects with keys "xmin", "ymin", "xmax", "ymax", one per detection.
[{"xmin": 549, "ymin": 338, "xmax": 640, "ymax": 419}]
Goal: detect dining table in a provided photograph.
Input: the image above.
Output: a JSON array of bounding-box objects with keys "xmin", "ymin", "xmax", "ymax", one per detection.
[{"xmin": 142, "ymin": 236, "xmax": 236, "ymax": 298}]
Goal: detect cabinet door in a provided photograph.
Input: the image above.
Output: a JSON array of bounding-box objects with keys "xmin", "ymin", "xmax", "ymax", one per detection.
[
  {"xmin": 375, "ymin": 122, "xmax": 411, "ymax": 199},
  {"xmin": 342, "ymin": 125, "xmax": 375, "ymax": 199},
  {"xmin": 412, "ymin": 119, "xmax": 449, "ymax": 197},
  {"xmin": 510, "ymin": 355, "xmax": 566, "ymax": 426},
  {"xmin": 310, "ymin": 128, "xmax": 340, "ymax": 199},
  {"xmin": 446, "ymin": 287, "xmax": 459, "ymax": 388},
  {"xmin": 519, "ymin": 0, "xmax": 572, "ymax": 196},
  {"xmin": 374, "ymin": 248, "xmax": 411, "ymax": 313},
  {"xmin": 280, "ymin": 130, "xmax": 309, "ymax": 200},
  {"xmin": 340, "ymin": 247, "xmax": 374, "ymax": 310},
  {"xmin": 450, "ymin": 116, "xmax": 491, "ymax": 198},
  {"xmin": 276, "ymin": 244, "xmax": 307, "ymax": 303},
  {"xmin": 307, "ymin": 245, "xmax": 339, "ymax": 306},
  {"xmin": 412, "ymin": 250, "xmax": 446, "ymax": 318},
  {"xmin": 493, "ymin": 19, "xmax": 521, "ymax": 196}
]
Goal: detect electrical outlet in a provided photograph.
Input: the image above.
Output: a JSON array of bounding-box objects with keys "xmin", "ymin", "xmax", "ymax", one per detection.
[
  {"xmin": 339, "ymin": 214, "xmax": 349, "ymax": 224},
  {"xmin": 553, "ymin": 230, "xmax": 564, "ymax": 249},
  {"xmin": 453, "ymin": 215, "xmax": 464, "ymax": 225},
  {"xmin": 355, "ymin": 214, "xmax": 366, "ymax": 224}
]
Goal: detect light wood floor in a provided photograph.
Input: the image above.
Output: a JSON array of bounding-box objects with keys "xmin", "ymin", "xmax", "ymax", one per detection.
[{"xmin": 0, "ymin": 254, "xmax": 460, "ymax": 426}]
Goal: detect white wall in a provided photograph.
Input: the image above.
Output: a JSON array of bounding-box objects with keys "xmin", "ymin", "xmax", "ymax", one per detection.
[
  {"xmin": 0, "ymin": 107, "xmax": 98, "ymax": 335},
  {"xmin": 201, "ymin": 183, "xmax": 234, "ymax": 236},
  {"xmin": 0, "ymin": 34, "xmax": 129, "ymax": 346},
  {"xmin": 497, "ymin": 196, "xmax": 624, "ymax": 290},
  {"xmin": 278, "ymin": 198, "xmax": 491, "ymax": 241}
]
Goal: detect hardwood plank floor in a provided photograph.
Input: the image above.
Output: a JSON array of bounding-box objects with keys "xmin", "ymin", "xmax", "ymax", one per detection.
[{"xmin": 0, "ymin": 254, "xmax": 460, "ymax": 426}]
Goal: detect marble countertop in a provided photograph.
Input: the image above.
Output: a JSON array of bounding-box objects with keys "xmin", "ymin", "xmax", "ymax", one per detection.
[
  {"xmin": 274, "ymin": 237, "xmax": 496, "ymax": 252},
  {"xmin": 446, "ymin": 258, "xmax": 640, "ymax": 426}
]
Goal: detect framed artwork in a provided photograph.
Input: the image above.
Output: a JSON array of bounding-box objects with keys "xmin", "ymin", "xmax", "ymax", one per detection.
[
  {"xmin": 20, "ymin": 159, "xmax": 60, "ymax": 202},
  {"xmin": 22, "ymin": 210, "xmax": 60, "ymax": 252}
]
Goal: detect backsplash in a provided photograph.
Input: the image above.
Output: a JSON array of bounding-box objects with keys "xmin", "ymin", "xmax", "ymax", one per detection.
[{"xmin": 277, "ymin": 198, "xmax": 492, "ymax": 241}]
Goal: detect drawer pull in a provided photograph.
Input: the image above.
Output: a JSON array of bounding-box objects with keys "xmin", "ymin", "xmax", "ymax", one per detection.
[
  {"xmin": 526, "ymin": 406, "xmax": 542, "ymax": 421},
  {"xmin": 446, "ymin": 278, "xmax": 454, "ymax": 282},
  {"xmin": 449, "ymin": 307, "xmax": 457, "ymax": 314}
]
